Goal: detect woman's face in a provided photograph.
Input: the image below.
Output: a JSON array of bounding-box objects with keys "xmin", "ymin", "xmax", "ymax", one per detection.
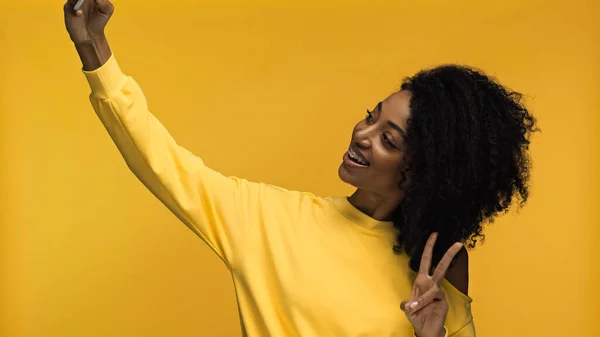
[{"xmin": 338, "ymin": 90, "xmax": 412, "ymax": 197}]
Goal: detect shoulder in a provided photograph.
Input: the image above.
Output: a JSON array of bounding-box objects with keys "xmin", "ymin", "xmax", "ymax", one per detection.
[{"xmin": 444, "ymin": 247, "xmax": 469, "ymax": 296}]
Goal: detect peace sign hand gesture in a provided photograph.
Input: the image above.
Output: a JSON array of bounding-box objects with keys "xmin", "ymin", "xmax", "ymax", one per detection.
[{"xmin": 401, "ymin": 233, "xmax": 464, "ymax": 337}]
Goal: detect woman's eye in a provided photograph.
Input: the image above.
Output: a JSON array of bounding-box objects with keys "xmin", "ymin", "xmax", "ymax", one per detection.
[
  {"xmin": 382, "ymin": 134, "xmax": 397, "ymax": 149},
  {"xmin": 366, "ymin": 110, "xmax": 374, "ymax": 124}
]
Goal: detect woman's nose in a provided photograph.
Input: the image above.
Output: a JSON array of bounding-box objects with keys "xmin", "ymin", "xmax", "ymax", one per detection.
[{"xmin": 355, "ymin": 133, "xmax": 372, "ymax": 149}]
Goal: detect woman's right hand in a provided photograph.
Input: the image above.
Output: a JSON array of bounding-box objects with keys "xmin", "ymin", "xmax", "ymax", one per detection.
[
  {"xmin": 64, "ymin": 0, "xmax": 114, "ymax": 71},
  {"xmin": 64, "ymin": 0, "xmax": 114, "ymax": 44}
]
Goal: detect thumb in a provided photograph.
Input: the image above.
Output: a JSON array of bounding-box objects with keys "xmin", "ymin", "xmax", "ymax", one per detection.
[
  {"xmin": 400, "ymin": 300, "xmax": 409, "ymax": 313},
  {"xmin": 400, "ymin": 300, "xmax": 417, "ymax": 314},
  {"xmin": 95, "ymin": 0, "xmax": 115, "ymax": 15},
  {"xmin": 408, "ymin": 286, "xmax": 445, "ymax": 315}
]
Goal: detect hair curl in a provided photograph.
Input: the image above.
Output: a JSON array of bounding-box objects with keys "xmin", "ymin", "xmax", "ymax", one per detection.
[{"xmin": 393, "ymin": 64, "xmax": 539, "ymax": 272}]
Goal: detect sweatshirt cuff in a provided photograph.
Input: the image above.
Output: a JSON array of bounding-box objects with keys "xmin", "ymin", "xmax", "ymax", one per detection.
[
  {"xmin": 413, "ymin": 327, "xmax": 448, "ymax": 337},
  {"xmin": 82, "ymin": 54, "xmax": 129, "ymax": 100}
]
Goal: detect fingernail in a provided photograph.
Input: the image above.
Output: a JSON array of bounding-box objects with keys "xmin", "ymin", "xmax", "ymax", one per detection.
[{"xmin": 410, "ymin": 301, "xmax": 418, "ymax": 309}]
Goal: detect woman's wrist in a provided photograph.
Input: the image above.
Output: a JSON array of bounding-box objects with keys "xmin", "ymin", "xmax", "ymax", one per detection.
[
  {"xmin": 74, "ymin": 36, "xmax": 112, "ymax": 71},
  {"xmin": 414, "ymin": 326, "xmax": 448, "ymax": 337},
  {"xmin": 436, "ymin": 326, "xmax": 448, "ymax": 337}
]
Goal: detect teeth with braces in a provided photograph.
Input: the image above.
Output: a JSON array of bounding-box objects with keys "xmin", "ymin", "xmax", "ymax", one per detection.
[{"xmin": 348, "ymin": 147, "xmax": 368, "ymax": 165}]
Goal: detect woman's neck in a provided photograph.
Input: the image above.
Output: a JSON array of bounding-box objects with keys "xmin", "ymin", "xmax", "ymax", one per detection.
[{"xmin": 347, "ymin": 189, "xmax": 403, "ymax": 221}]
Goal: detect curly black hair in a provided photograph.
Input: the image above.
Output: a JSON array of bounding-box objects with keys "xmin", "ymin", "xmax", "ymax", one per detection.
[{"xmin": 393, "ymin": 64, "xmax": 539, "ymax": 272}]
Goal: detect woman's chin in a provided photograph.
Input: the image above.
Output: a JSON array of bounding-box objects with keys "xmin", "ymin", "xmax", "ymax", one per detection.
[{"xmin": 338, "ymin": 165, "xmax": 357, "ymax": 187}]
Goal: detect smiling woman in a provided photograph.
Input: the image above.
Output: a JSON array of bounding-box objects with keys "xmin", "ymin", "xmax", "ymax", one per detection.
[
  {"xmin": 59, "ymin": 0, "xmax": 541, "ymax": 336},
  {"xmin": 339, "ymin": 94, "xmax": 413, "ymax": 213}
]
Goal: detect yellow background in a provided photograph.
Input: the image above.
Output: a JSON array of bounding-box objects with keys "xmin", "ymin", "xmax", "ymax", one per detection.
[{"xmin": 1, "ymin": 0, "xmax": 598, "ymax": 336}]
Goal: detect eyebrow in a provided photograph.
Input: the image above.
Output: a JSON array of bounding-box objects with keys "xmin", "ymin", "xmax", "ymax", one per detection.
[
  {"xmin": 387, "ymin": 121, "xmax": 406, "ymax": 138},
  {"xmin": 376, "ymin": 101, "xmax": 407, "ymax": 138}
]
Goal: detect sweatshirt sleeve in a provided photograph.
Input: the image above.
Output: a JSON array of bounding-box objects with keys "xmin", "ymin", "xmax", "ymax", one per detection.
[
  {"xmin": 449, "ymin": 322, "xmax": 475, "ymax": 337},
  {"xmin": 82, "ymin": 55, "xmax": 261, "ymax": 267},
  {"xmin": 441, "ymin": 278, "xmax": 476, "ymax": 336}
]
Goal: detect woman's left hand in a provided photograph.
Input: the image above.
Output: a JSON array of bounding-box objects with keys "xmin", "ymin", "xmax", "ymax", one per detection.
[{"xmin": 400, "ymin": 233, "xmax": 463, "ymax": 337}]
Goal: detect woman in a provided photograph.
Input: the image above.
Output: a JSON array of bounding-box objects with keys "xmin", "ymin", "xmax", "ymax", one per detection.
[{"xmin": 63, "ymin": 1, "xmax": 537, "ymax": 336}]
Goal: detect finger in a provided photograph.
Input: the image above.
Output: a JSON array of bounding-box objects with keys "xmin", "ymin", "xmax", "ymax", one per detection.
[
  {"xmin": 63, "ymin": 2, "xmax": 75, "ymax": 14},
  {"xmin": 419, "ymin": 232, "xmax": 438, "ymax": 275},
  {"xmin": 432, "ymin": 242, "xmax": 464, "ymax": 283},
  {"xmin": 406, "ymin": 286, "xmax": 445, "ymax": 314},
  {"xmin": 63, "ymin": 1, "xmax": 83, "ymax": 16},
  {"xmin": 96, "ymin": 0, "xmax": 115, "ymax": 15},
  {"xmin": 63, "ymin": 0, "xmax": 83, "ymax": 16},
  {"xmin": 410, "ymin": 285, "xmax": 419, "ymax": 302},
  {"xmin": 400, "ymin": 300, "xmax": 410, "ymax": 313}
]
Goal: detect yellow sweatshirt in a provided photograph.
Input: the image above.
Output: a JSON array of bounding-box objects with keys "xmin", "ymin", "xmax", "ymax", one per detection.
[{"xmin": 82, "ymin": 55, "xmax": 475, "ymax": 337}]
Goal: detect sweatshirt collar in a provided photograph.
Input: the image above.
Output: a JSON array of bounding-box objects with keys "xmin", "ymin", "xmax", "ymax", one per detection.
[{"xmin": 332, "ymin": 197, "xmax": 397, "ymax": 235}]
